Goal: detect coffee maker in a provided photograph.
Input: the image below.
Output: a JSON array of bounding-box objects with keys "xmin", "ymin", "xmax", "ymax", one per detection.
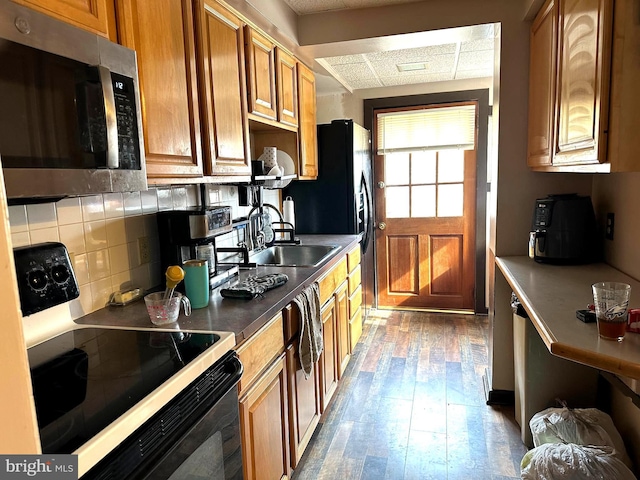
[{"xmin": 157, "ymin": 206, "xmax": 239, "ymax": 289}]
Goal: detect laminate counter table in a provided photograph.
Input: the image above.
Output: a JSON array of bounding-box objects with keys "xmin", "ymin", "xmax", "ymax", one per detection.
[{"xmin": 496, "ymin": 256, "xmax": 640, "ymax": 380}]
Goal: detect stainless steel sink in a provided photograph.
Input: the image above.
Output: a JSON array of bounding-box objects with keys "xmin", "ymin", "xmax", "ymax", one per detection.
[{"xmin": 250, "ymin": 244, "xmax": 340, "ymax": 267}]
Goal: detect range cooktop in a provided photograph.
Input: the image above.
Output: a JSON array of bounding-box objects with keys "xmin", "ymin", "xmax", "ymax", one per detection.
[{"xmin": 28, "ymin": 327, "xmax": 224, "ymax": 454}]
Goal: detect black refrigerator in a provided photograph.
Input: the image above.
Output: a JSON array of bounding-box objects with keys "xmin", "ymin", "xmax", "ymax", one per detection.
[{"xmin": 284, "ymin": 119, "xmax": 375, "ymax": 310}]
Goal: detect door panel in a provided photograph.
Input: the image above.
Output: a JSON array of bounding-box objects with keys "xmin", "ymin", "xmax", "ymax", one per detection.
[
  {"xmin": 430, "ymin": 235, "xmax": 462, "ymax": 295},
  {"xmin": 387, "ymin": 236, "xmax": 418, "ymax": 294}
]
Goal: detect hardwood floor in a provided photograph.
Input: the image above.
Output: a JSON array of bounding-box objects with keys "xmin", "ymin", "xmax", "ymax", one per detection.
[{"xmin": 291, "ymin": 310, "xmax": 528, "ymax": 480}]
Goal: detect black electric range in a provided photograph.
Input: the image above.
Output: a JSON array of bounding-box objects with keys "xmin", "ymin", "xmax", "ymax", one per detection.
[{"xmin": 28, "ymin": 327, "xmax": 223, "ymax": 454}]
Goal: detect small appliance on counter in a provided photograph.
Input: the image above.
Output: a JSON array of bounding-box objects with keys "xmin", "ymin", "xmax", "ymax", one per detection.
[
  {"xmin": 157, "ymin": 206, "xmax": 239, "ymax": 290},
  {"xmin": 529, "ymin": 193, "xmax": 600, "ymax": 264}
]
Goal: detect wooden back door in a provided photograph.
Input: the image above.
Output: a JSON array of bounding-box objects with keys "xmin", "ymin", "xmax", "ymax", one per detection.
[{"xmin": 374, "ymin": 104, "xmax": 477, "ymax": 311}]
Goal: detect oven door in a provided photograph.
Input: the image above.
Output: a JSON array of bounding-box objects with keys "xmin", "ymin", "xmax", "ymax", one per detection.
[{"xmin": 84, "ymin": 351, "xmax": 244, "ymax": 480}]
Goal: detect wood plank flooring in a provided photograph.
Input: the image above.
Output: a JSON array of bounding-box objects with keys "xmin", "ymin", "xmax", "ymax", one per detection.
[{"xmin": 291, "ymin": 310, "xmax": 528, "ymax": 480}]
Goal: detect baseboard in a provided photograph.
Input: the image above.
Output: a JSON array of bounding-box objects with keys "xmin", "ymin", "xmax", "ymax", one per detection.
[{"xmin": 482, "ymin": 368, "xmax": 515, "ymax": 406}]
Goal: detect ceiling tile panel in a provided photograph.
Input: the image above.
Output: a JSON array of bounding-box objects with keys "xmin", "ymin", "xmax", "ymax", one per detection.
[
  {"xmin": 323, "ymin": 54, "xmax": 368, "ymax": 65},
  {"xmin": 460, "ymin": 38, "xmax": 495, "ymax": 52},
  {"xmin": 350, "ymin": 77, "xmax": 387, "ymax": 88},
  {"xmin": 365, "ymin": 44, "xmax": 457, "ymax": 62},
  {"xmin": 331, "ymin": 62, "xmax": 378, "ymax": 82},
  {"xmin": 457, "ymin": 50, "xmax": 494, "ymax": 71},
  {"xmin": 370, "ymin": 54, "xmax": 455, "ymax": 76},
  {"xmin": 380, "ymin": 72, "xmax": 454, "ymax": 86},
  {"xmin": 455, "ymin": 68, "xmax": 493, "ymax": 80},
  {"xmin": 282, "ymin": 0, "xmax": 348, "ymax": 14},
  {"xmin": 344, "ymin": 0, "xmax": 423, "ymax": 8}
]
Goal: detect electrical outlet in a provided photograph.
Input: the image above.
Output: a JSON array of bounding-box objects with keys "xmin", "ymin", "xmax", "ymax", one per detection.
[
  {"xmin": 605, "ymin": 212, "xmax": 615, "ymax": 240},
  {"xmin": 138, "ymin": 236, "xmax": 150, "ymax": 264}
]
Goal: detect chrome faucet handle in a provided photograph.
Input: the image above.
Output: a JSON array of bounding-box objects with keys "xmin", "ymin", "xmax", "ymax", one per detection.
[{"xmin": 255, "ymin": 231, "xmax": 266, "ymax": 250}]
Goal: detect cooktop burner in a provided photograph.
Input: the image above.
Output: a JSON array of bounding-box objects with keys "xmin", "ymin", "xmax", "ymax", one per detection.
[{"xmin": 28, "ymin": 327, "xmax": 221, "ymax": 454}]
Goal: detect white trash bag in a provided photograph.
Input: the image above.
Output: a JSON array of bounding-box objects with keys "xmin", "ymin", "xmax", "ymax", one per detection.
[
  {"xmin": 520, "ymin": 443, "xmax": 636, "ymax": 480},
  {"xmin": 529, "ymin": 406, "xmax": 632, "ymax": 468}
]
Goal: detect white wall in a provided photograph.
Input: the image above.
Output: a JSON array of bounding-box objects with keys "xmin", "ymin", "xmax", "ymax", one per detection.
[{"xmin": 317, "ymin": 94, "xmax": 364, "ymax": 125}]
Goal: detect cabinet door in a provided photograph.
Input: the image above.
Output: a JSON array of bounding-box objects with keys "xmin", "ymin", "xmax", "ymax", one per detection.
[
  {"xmin": 335, "ymin": 280, "xmax": 350, "ymax": 378},
  {"xmin": 349, "ymin": 306, "xmax": 363, "ymax": 352},
  {"xmin": 245, "ymin": 26, "xmax": 277, "ymax": 121},
  {"xmin": 527, "ymin": 0, "xmax": 557, "ymax": 168},
  {"xmin": 276, "ymin": 48, "xmax": 298, "ymax": 128},
  {"xmin": 297, "ymin": 62, "xmax": 318, "ymax": 179},
  {"xmin": 117, "ymin": 0, "xmax": 203, "ymax": 179},
  {"xmin": 554, "ymin": 0, "xmax": 613, "ymax": 165},
  {"xmin": 239, "ymin": 354, "xmax": 290, "ymax": 480},
  {"xmin": 319, "ymin": 298, "xmax": 339, "ymax": 412},
  {"xmin": 13, "ymin": 0, "xmax": 117, "ymax": 40},
  {"xmin": 197, "ymin": 0, "xmax": 250, "ymax": 175},
  {"xmin": 286, "ymin": 341, "xmax": 321, "ymax": 468}
]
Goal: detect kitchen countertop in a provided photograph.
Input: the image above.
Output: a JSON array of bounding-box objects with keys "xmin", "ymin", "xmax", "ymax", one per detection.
[
  {"xmin": 75, "ymin": 234, "xmax": 361, "ymax": 345},
  {"xmin": 496, "ymin": 256, "xmax": 640, "ymax": 379}
]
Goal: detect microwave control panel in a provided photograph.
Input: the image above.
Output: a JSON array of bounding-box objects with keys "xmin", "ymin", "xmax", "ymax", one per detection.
[{"xmin": 112, "ymin": 72, "xmax": 141, "ymax": 170}]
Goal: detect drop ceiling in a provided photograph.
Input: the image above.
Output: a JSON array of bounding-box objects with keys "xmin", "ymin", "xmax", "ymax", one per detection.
[{"xmin": 281, "ymin": 0, "xmax": 496, "ymax": 94}]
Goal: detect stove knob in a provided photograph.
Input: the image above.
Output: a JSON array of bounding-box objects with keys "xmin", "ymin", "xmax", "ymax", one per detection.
[
  {"xmin": 50, "ymin": 264, "xmax": 71, "ymax": 285},
  {"xmin": 27, "ymin": 268, "xmax": 48, "ymax": 292}
]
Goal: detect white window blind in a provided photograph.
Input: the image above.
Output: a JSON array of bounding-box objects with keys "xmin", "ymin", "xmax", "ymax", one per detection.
[{"xmin": 376, "ymin": 104, "xmax": 476, "ymax": 154}]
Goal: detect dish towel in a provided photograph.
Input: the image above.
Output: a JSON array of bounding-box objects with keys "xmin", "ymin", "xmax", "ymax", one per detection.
[
  {"xmin": 220, "ymin": 273, "xmax": 288, "ymax": 299},
  {"xmin": 293, "ymin": 282, "xmax": 322, "ymax": 379}
]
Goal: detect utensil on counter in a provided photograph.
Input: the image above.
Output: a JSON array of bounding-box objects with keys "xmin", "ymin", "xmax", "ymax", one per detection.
[{"xmin": 163, "ymin": 265, "xmax": 185, "ymax": 302}]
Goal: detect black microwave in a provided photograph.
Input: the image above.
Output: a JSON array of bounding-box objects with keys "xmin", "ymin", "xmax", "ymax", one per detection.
[{"xmin": 0, "ymin": 2, "xmax": 147, "ymax": 201}]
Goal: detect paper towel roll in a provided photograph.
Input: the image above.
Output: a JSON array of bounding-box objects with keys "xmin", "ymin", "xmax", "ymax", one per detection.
[{"xmin": 283, "ymin": 196, "xmax": 295, "ymax": 228}]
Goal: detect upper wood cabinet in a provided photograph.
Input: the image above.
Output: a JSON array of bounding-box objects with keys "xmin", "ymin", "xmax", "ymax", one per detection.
[
  {"xmin": 527, "ymin": 0, "xmax": 640, "ymax": 172},
  {"xmin": 245, "ymin": 26, "xmax": 278, "ymax": 122},
  {"xmin": 275, "ymin": 48, "xmax": 298, "ymax": 128},
  {"xmin": 554, "ymin": 0, "xmax": 612, "ymax": 167},
  {"xmin": 602, "ymin": 0, "xmax": 640, "ymax": 172},
  {"xmin": 297, "ymin": 62, "xmax": 318, "ymax": 179},
  {"xmin": 117, "ymin": 0, "xmax": 203, "ymax": 180},
  {"xmin": 195, "ymin": 0, "xmax": 251, "ymax": 176},
  {"xmin": 12, "ymin": 0, "xmax": 117, "ymax": 40},
  {"xmin": 527, "ymin": 0, "xmax": 557, "ymax": 168}
]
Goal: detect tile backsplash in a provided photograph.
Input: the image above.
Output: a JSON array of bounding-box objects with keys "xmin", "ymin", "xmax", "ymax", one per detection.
[{"xmin": 9, "ymin": 184, "xmax": 280, "ymax": 321}]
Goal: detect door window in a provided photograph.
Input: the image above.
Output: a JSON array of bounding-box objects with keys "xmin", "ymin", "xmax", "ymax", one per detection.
[{"xmin": 384, "ymin": 149, "xmax": 465, "ymax": 218}]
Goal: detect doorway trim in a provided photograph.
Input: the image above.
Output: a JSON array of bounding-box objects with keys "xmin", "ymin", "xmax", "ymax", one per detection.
[{"xmin": 364, "ymin": 88, "xmax": 490, "ymax": 314}]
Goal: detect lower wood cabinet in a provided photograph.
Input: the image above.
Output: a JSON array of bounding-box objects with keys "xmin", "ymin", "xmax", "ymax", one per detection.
[
  {"xmin": 285, "ymin": 341, "xmax": 321, "ymax": 468},
  {"xmin": 237, "ymin": 248, "xmax": 363, "ymax": 477},
  {"xmin": 335, "ymin": 280, "xmax": 350, "ymax": 378},
  {"xmin": 236, "ymin": 312, "xmax": 290, "ymax": 480},
  {"xmin": 282, "ymin": 303, "xmax": 321, "ymax": 469},
  {"xmin": 239, "ymin": 354, "xmax": 290, "ymax": 480},
  {"xmin": 319, "ymin": 296, "xmax": 339, "ymax": 412},
  {"xmin": 347, "ymin": 245, "xmax": 364, "ymax": 352}
]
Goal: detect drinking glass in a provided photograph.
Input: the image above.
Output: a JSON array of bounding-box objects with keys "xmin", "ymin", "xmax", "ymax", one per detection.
[{"xmin": 592, "ymin": 282, "xmax": 631, "ymax": 341}]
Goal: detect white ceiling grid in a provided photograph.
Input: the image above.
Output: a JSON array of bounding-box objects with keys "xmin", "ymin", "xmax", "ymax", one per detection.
[{"xmin": 282, "ymin": 0, "xmax": 495, "ymax": 92}]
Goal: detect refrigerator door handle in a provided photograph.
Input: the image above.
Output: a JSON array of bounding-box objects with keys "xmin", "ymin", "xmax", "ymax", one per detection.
[{"xmin": 361, "ymin": 174, "xmax": 373, "ymax": 254}]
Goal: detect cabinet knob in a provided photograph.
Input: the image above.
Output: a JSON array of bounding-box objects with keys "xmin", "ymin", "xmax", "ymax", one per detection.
[{"xmin": 378, "ymin": 222, "xmax": 387, "ymax": 231}]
